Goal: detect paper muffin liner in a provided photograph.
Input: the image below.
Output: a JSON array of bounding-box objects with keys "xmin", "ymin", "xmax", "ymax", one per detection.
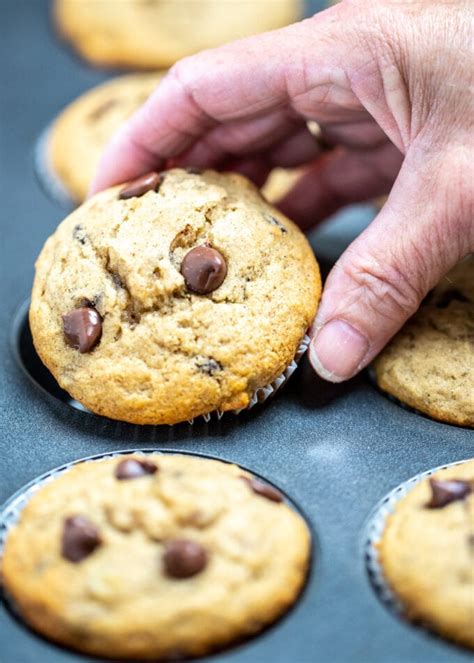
[
  {"xmin": 34, "ymin": 123, "xmax": 76, "ymax": 210},
  {"xmin": 363, "ymin": 458, "xmax": 470, "ymax": 629},
  {"xmin": 198, "ymin": 333, "xmax": 310, "ymax": 424}
]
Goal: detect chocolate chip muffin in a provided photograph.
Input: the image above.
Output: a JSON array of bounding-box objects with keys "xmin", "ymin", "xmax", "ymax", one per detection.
[
  {"xmin": 2, "ymin": 453, "xmax": 310, "ymax": 659},
  {"xmin": 373, "ymin": 256, "xmax": 474, "ymax": 427},
  {"xmin": 54, "ymin": 0, "xmax": 302, "ymax": 69},
  {"xmin": 46, "ymin": 73, "xmax": 163, "ymax": 204},
  {"xmin": 379, "ymin": 460, "xmax": 474, "ymax": 649},
  {"xmin": 30, "ymin": 168, "xmax": 321, "ymax": 424}
]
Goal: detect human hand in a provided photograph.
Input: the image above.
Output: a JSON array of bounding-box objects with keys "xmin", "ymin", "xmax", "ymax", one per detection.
[{"xmin": 91, "ymin": 0, "xmax": 473, "ymax": 382}]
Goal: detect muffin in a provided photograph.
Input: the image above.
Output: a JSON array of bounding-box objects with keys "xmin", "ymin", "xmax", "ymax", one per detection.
[
  {"xmin": 379, "ymin": 459, "xmax": 474, "ymax": 649},
  {"xmin": 30, "ymin": 168, "xmax": 321, "ymax": 424},
  {"xmin": 47, "ymin": 73, "xmax": 163, "ymax": 204},
  {"xmin": 373, "ymin": 256, "xmax": 474, "ymax": 427},
  {"xmin": 2, "ymin": 453, "xmax": 311, "ymax": 659},
  {"xmin": 54, "ymin": 0, "xmax": 302, "ymax": 70}
]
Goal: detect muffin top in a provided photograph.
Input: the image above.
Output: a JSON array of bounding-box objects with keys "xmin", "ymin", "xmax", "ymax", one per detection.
[
  {"xmin": 379, "ymin": 460, "xmax": 474, "ymax": 648},
  {"xmin": 30, "ymin": 169, "xmax": 320, "ymax": 424},
  {"xmin": 374, "ymin": 256, "xmax": 474, "ymax": 427},
  {"xmin": 48, "ymin": 72, "xmax": 163, "ymax": 203},
  {"xmin": 2, "ymin": 453, "xmax": 310, "ymax": 659}
]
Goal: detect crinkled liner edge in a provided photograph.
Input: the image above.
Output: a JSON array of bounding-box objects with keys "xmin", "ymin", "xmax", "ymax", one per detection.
[
  {"xmin": 34, "ymin": 123, "xmax": 76, "ymax": 210},
  {"xmin": 192, "ymin": 333, "xmax": 310, "ymax": 424},
  {"xmin": 363, "ymin": 457, "xmax": 472, "ymax": 617}
]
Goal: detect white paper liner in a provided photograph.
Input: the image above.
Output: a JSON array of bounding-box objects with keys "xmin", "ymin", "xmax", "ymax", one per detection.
[
  {"xmin": 191, "ymin": 333, "xmax": 310, "ymax": 424},
  {"xmin": 363, "ymin": 458, "xmax": 471, "ymax": 626},
  {"xmin": 34, "ymin": 123, "xmax": 76, "ymax": 209}
]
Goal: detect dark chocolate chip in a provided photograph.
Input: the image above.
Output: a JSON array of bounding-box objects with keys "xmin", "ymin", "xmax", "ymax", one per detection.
[
  {"xmin": 435, "ymin": 288, "xmax": 470, "ymax": 309},
  {"xmin": 265, "ymin": 215, "xmax": 287, "ymax": 233},
  {"xmin": 88, "ymin": 98, "xmax": 118, "ymax": 122},
  {"xmin": 185, "ymin": 167, "xmax": 203, "ymax": 174},
  {"xmin": 195, "ymin": 357, "xmax": 222, "ymax": 376},
  {"xmin": 420, "ymin": 289, "xmax": 434, "ymax": 307},
  {"xmin": 119, "ymin": 171, "xmax": 163, "ymax": 199},
  {"xmin": 427, "ymin": 478, "xmax": 472, "ymax": 508},
  {"xmin": 62, "ymin": 307, "xmax": 102, "ymax": 353},
  {"xmin": 115, "ymin": 458, "xmax": 158, "ymax": 480},
  {"xmin": 73, "ymin": 224, "xmax": 87, "ymax": 245},
  {"xmin": 240, "ymin": 476, "xmax": 283, "ymax": 503},
  {"xmin": 163, "ymin": 539, "xmax": 208, "ymax": 578},
  {"xmin": 181, "ymin": 246, "xmax": 227, "ymax": 294},
  {"xmin": 61, "ymin": 516, "xmax": 102, "ymax": 563},
  {"xmin": 111, "ymin": 271, "xmax": 124, "ymax": 289}
]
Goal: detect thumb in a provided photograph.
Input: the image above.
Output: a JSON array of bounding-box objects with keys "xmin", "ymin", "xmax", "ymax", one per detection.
[{"xmin": 309, "ymin": 145, "xmax": 474, "ymax": 382}]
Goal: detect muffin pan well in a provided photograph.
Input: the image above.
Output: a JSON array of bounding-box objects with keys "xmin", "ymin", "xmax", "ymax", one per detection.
[
  {"xmin": 0, "ymin": 1, "xmax": 472, "ymax": 662},
  {"xmin": 364, "ymin": 459, "xmax": 472, "ymax": 645}
]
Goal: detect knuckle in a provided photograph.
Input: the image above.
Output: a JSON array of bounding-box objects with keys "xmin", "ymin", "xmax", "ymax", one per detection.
[{"xmin": 338, "ymin": 250, "xmax": 423, "ymax": 323}]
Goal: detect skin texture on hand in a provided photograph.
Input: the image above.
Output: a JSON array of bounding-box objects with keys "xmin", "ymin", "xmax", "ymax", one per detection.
[{"xmin": 91, "ymin": 0, "xmax": 474, "ymax": 382}]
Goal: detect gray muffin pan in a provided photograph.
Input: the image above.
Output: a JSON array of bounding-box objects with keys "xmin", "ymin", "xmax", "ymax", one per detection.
[{"xmin": 0, "ymin": 1, "xmax": 472, "ymax": 662}]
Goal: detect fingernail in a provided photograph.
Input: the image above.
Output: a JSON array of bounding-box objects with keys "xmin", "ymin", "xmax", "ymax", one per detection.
[{"xmin": 309, "ymin": 319, "xmax": 369, "ymax": 382}]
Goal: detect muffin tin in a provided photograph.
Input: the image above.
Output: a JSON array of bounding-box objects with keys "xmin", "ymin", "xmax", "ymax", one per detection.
[{"xmin": 1, "ymin": 1, "xmax": 472, "ymax": 661}]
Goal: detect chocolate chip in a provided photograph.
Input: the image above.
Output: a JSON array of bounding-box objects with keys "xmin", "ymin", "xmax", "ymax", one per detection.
[
  {"xmin": 163, "ymin": 539, "xmax": 208, "ymax": 578},
  {"xmin": 427, "ymin": 478, "xmax": 472, "ymax": 508},
  {"xmin": 181, "ymin": 246, "xmax": 227, "ymax": 294},
  {"xmin": 185, "ymin": 167, "xmax": 203, "ymax": 174},
  {"xmin": 119, "ymin": 171, "xmax": 163, "ymax": 199},
  {"xmin": 265, "ymin": 215, "xmax": 287, "ymax": 233},
  {"xmin": 420, "ymin": 289, "xmax": 434, "ymax": 307},
  {"xmin": 241, "ymin": 476, "xmax": 283, "ymax": 503},
  {"xmin": 115, "ymin": 458, "xmax": 158, "ymax": 480},
  {"xmin": 88, "ymin": 98, "xmax": 118, "ymax": 122},
  {"xmin": 111, "ymin": 272, "xmax": 124, "ymax": 289},
  {"xmin": 73, "ymin": 224, "xmax": 87, "ymax": 245},
  {"xmin": 62, "ymin": 307, "xmax": 102, "ymax": 353},
  {"xmin": 435, "ymin": 288, "xmax": 470, "ymax": 309},
  {"xmin": 61, "ymin": 516, "xmax": 102, "ymax": 563},
  {"xmin": 195, "ymin": 357, "xmax": 222, "ymax": 376}
]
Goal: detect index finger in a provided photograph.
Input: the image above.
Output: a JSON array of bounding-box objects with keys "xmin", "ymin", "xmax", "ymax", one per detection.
[{"xmin": 90, "ymin": 7, "xmax": 373, "ymax": 193}]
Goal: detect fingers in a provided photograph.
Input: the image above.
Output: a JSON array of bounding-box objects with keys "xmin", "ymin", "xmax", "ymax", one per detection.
[
  {"xmin": 91, "ymin": 7, "xmax": 374, "ymax": 193},
  {"xmin": 308, "ymin": 145, "xmax": 474, "ymax": 382},
  {"xmin": 277, "ymin": 141, "xmax": 403, "ymax": 228}
]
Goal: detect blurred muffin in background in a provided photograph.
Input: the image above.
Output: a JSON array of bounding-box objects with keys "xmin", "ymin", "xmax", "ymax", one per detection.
[
  {"xmin": 54, "ymin": 0, "xmax": 302, "ymax": 70},
  {"xmin": 42, "ymin": 72, "xmax": 302, "ymax": 206},
  {"xmin": 46, "ymin": 73, "xmax": 163, "ymax": 204}
]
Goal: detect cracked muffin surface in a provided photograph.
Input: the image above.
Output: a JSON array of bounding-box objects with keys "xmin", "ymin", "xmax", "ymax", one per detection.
[
  {"xmin": 379, "ymin": 460, "xmax": 474, "ymax": 649},
  {"xmin": 30, "ymin": 169, "xmax": 320, "ymax": 424},
  {"xmin": 373, "ymin": 256, "xmax": 474, "ymax": 427},
  {"xmin": 2, "ymin": 453, "xmax": 310, "ymax": 659}
]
